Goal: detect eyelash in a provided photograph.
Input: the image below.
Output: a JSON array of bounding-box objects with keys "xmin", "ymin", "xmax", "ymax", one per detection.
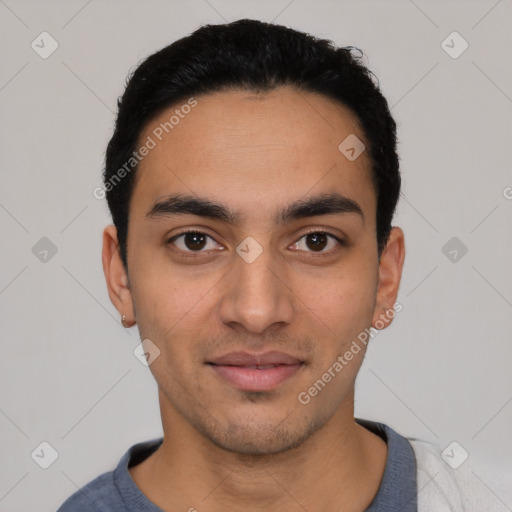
[{"xmin": 166, "ymin": 228, "xmax": 345, "ymax": 258}]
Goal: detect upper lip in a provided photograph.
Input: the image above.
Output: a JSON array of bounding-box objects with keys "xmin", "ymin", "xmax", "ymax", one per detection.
[{"xmin": 207, "ymin": 351, "xmax": 304, "ymax": 366}]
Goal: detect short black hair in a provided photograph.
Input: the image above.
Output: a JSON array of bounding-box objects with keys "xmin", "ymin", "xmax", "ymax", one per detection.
[{"xmin": 104, "ymin": 18, "xmax": 400, "ymax": 269}]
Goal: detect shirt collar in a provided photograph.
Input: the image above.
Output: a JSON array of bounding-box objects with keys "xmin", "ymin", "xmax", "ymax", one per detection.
[
  {"xmin": 356, "ymin": 418, "xmax": 417, "ymax": 511},
  {"xmin": 115, "ymin": 419, "xmax": 417, "ymax": 511}
]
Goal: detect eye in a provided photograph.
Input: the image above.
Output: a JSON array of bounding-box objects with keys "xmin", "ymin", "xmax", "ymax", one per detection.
[
  {"xmin": 290, "ymin": 230, "xmax": 344, "ymax": 254},
  {"xmin": 167, "ymin": 229, "xmax": 344, "ymax": 256},
  {"xmin": 167, "ymin": 231, "xmax": 223, "ymax": 253}
]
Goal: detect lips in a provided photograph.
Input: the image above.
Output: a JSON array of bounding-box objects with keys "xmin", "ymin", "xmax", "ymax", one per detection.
[
  {"xmin": 207, "ymin": 351, "xmax": 305, "ymax": 392},
  {"xmin": 208, "ymin": 351, "xmax": 303, "ymax": 367}
]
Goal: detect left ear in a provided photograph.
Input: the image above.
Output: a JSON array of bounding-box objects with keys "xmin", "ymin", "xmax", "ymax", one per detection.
[{"xmin": 371, "ymin": 227, "xmax": 405, "ymax": 329}]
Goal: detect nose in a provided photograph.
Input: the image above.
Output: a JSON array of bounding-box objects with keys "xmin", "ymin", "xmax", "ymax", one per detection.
[{"xmin": 218, "ymin": 241, "xmax": 295, "ymax": 336}]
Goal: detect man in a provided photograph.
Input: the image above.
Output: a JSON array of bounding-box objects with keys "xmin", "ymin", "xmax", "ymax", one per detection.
[{"xmin": 58, "ymin": 18, "xmax": 466, "ymax": 511}]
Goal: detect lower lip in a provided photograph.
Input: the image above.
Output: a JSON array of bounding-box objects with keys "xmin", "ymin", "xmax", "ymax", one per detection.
[{"xmin": 208, "ymin": 363, "xmax": 303, "ymax": 391}]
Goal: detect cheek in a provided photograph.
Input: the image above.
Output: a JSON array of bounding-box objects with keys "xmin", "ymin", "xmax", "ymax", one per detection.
[
  {"xmin": 316, "ymin": 285, "xmax": 377, "ymax": 378},
  {"xmin": 129, "ymin": 255, "xmax": 218, "ymax": 336},
  {"xmin": 307, "ymin": 260, "xmax": 378, "ymax": 331}
]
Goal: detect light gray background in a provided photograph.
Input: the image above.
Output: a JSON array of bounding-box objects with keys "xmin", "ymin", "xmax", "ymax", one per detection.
[{"xmin": 1, "ymin": 0, "xmax": 511, "ymax": 510}]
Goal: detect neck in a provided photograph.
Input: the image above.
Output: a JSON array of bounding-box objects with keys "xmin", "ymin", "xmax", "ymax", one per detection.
[{"xmin": 129, "ymin": 391, "xmax": 387, "ymax": 512}]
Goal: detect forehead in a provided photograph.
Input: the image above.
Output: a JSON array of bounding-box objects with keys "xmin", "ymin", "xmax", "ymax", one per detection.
[{"xmin": 130, "ymin": 87, "xmax": 376, "ymax": 223}]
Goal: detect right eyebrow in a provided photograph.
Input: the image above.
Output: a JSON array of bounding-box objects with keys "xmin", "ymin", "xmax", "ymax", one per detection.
[{"xmin": 146, "ymin": 194, "xmax": 240, "ymax": 224}]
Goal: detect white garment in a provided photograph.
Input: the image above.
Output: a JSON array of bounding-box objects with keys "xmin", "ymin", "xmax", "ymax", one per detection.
[
  {"xmin": 410, "ymin": 438, "xmax": 510, "ymax": 512},
  {"xmin": 411, "ymin": 439, "xmax": 465, "ymax": 511}
]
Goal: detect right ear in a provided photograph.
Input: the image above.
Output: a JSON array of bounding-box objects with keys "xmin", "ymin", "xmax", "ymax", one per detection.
[{"xmin": 102, "ymin": 225, "xmax": 136, "ymax": 327}]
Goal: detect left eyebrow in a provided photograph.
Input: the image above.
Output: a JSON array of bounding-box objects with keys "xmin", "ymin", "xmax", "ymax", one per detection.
[
  {"xmin": 146, "ymin": 192, "xmax": 364, "ymax": 225},
  {"xmin": 277, "ymin": 192, "xmax": 364, "ymax": 225}
]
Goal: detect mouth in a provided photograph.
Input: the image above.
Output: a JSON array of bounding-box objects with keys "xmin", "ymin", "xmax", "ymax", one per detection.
[{"xmin": 206, "ymin": 351, "xmax": 305, "ymax": 392}]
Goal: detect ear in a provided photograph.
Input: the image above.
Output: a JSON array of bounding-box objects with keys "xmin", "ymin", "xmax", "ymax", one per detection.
[
  {"xmin": 102, "ymin": 225, "xmax": 136, "ymax": 327},
  {"xmin": 371, "ymin": 227, "xmax": 405, "ymax": 329}
]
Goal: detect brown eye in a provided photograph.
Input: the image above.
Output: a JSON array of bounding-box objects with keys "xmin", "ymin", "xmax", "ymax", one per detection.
[
  {"xmin": 168, "ymin": 231, "xmax": 220, "ymax": 253},
  {"xmin": 291, "ymin": 231, "xmax": 343, "ymax": 254},
  {"xmin": 182, "ymin": 232, "xmax": 207, "ymax": 250},
  {"xmin": 305, "ymin": 232, "xmax": 328, "ymax": 251}
]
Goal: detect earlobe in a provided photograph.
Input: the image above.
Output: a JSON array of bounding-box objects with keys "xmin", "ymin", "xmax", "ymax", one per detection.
[
  {"xmin": 102, "ymin": 225, "xmax": 136, "ymax": 327},
  {"xmin": 371, "ymin": 227, "xmax": 405, "ymax": 329}
]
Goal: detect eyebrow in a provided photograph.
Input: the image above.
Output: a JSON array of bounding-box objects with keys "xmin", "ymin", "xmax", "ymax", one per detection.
[{"xmin": 146, "ymin": 192, "xmax": 364, "ymax": 225}]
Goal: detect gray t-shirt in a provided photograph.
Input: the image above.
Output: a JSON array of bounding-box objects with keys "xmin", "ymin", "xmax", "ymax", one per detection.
[{"xmin": 57, "ymin": 420, "xmax": 417, "ymax": 511}]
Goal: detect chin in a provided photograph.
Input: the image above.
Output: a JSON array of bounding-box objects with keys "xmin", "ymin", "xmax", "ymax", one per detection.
[{"xmin": 203, "ymin": 415, "xmax": 321, "ymax": 457}]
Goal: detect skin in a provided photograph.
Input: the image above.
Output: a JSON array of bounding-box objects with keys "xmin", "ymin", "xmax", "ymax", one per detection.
[{"xmin": 102, "ymin": 86, "xmax": 405, "ymax": 511}]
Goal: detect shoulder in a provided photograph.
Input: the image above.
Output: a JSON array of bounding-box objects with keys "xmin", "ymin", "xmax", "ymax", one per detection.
[
  {"xmin": 56, "ymin": 470, "xmax": 120, "ymax": 511},
  {"xmin": 408, "ymin": 437, "xmax": 471, "ymax": 512},
  {"xmin": 56, "ymin": 437, "xmax": 163, "ymax": 512}
]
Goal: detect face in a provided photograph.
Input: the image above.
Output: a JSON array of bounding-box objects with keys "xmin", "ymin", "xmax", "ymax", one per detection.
[{"xmin": 103, "ymin": 86, "xmax": 404, "ymax": 455}]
